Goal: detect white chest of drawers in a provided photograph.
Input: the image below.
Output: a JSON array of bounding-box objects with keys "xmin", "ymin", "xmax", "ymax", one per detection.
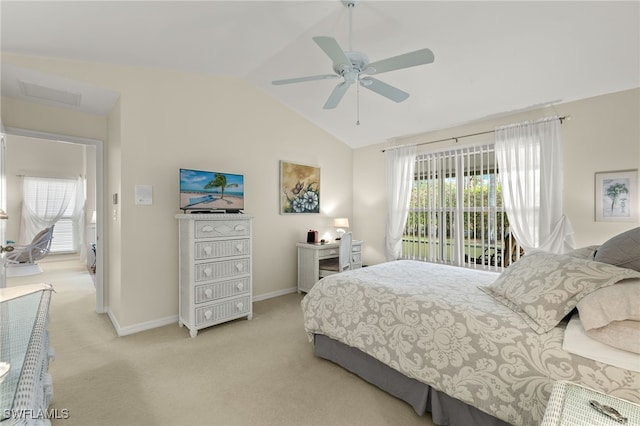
[{"xmin": 176, "ymin": 214, "xmax": 253, "ymax": 337}]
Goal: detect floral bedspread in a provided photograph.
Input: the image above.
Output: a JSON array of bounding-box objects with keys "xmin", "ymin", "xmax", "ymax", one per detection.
[{"xmin": 301, "ymin": 260, "xmax": 640, "ymax": 426}]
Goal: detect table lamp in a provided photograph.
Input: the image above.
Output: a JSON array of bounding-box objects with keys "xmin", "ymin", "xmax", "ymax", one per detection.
[{"xmin": 333, "ymin": 218, "xmax": 349, "ymax": 240}]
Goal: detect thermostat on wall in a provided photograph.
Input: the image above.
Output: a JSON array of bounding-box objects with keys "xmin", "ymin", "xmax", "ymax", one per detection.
[{"xmin": 135, "ymin": 184, "xmax": 153, "ymax": 205}]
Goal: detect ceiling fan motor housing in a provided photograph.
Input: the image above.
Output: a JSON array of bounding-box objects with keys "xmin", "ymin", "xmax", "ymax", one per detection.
[{"xmin": 333, "ymin": 51, "xmax": 369, "ymax": 83}]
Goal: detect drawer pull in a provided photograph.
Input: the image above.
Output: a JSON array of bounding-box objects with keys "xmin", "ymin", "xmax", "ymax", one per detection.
[
  {"xmin": 236, "ymin": 301, "xmax": 244, "ymax": 311},
  {"xmin": 234, "ymin": 225, "xmax": 246, "ymax": 232},
  {"xmin": 235, "ymin": 243, "xmax": 243, "ymax": 253},
  {"xmin": 235, "ymin": 263, "xmax": 244, "ymax": 272},
  {"xmin": 204, "ymin": 310, "xmax": 212, "ymax": 320},
  {"xmin": 329, "ymin": 249, "xmax": 337, "ymax": 255},
  {"xmin": 203, "ymin": 246, "xmax": 212, "ymax": 255},
  {"xmin": 204, "ymin": 288, "xmax": 213, "ymax": 299},
  {"xmin": 201, "ymin": 225, "xmax": 214, "ymax": 233},
  {"xmin": 236, "ymin": 282, "xmax": 244, "ymax": 291},
  {"xmin": 203, "ymin": 268, "xmax": 212, "ymax": 277}
]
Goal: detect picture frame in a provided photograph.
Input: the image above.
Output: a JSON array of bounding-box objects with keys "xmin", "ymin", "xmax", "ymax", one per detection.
[
  {"xmin": 595, "ymin": 169, "xmax": 638, "ymax": 222},
  {"xmin": 279, "ymin": 161, "xmax": 320, "ymax": 214}
]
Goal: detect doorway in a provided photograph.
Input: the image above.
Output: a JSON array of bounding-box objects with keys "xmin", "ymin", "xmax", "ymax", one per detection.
[{"xmin": 2, "ymin": 127, "xmax": 105, "ymax": 313}]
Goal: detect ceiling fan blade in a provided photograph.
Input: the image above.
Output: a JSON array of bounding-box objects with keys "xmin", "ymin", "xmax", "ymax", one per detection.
[
  {"xmin": 313, "ymin": 36, "xmax": 351, "ymax": 67},
  {"xmin": 272, "ymin": 74, "xmax": 338, "ymax": 85},
  {"xmin": 323, "ymin": 82, "xmax": 350, "ymax": 109},
  {"xmin": 366, "ymin": 48, "xmax": 435, "ymax": 75},
  {"xmin": 360, "ymin": 77, "xmax": 409, "ymax": 103}
]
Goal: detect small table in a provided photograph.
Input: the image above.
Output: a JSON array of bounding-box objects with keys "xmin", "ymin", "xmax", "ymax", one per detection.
[
  {"xmin": 296, "ymin": 240, "xmax": 363, "ymax": 293},
  {"xmin": 541, "ymin": 381, "xmax": 640, "ymax": 425}
]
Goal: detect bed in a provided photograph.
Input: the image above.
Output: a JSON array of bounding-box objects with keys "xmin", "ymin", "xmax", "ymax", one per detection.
[{"xmin": 301, "ymin": 247, "xmax": 640, "ymax": 426}]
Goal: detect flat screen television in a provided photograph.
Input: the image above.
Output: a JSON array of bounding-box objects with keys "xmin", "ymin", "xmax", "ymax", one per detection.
[{"xmin": 179, "ymin": 168, "xmax": 244, "ymax": 213}]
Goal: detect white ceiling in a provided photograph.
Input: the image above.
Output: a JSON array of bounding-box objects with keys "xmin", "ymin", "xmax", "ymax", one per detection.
[{"xmin": 1, "ymin": 1, "xmax": 639, "ymax": 148}]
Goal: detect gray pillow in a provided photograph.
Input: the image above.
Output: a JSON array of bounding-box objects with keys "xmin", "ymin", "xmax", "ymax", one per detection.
[
  {"xmin": 480, "ymin": 251, "xmax": 640, "ymax": 334},
  {"xmin": 594, "ymin": 227, "xmax": 640, "ymax": 272}
]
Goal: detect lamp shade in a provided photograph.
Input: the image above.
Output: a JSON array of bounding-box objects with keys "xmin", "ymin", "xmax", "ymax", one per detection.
[{"xmin": 333, "ymin": 218, "xmax": 349, "ymax": 228}]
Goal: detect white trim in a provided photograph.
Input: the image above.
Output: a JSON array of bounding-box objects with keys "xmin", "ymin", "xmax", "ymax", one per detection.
[
  {"xmin": 106, "ymin": 289, "xmax": 299, "ymax": 336},
  {"xmin": 3, "ymin": 126, "xmax": 105, "ymax": 314},
  {"xmin": 107, "ymin": 308, "xmax": 178, "ymax": 336},
  {"xmin": 252, "ymin": 287, "xmax": 297, "ymax": 302}
]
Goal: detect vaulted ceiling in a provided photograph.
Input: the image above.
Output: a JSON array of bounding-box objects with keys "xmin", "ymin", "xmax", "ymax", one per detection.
[{"xmin": 2, "ymin": 1, "xmax": 639, "ymax": 148}]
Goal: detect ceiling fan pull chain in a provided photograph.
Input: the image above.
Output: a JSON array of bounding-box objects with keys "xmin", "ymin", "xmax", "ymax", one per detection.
[{"xmin": 356, "ymin": 82, "xmax": 360, "ymax": 125}]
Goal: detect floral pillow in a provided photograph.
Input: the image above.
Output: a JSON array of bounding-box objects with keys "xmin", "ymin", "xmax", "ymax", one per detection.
[{"xmin": 480, "ymin": 251, "xmax": 640, "ymax": 334}]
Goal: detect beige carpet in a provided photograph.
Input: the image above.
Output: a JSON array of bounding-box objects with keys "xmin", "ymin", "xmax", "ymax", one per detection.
[{"xmin": 8, "ymin": 258, "xmax": 435, "ymax": 426}]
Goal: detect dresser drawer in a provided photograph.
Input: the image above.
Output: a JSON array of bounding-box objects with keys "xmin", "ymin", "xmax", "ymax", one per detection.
[
  {"xmin": 195, "ymin": 296, "xmax": 251, "ymax": 326},
  {"xmin": 195, "ymin": 239, "xmax": 250, "ymax": 260},
  {"xmin": 195, "ymin": 278, "xmax": 250, "ymax": 304},
  {"xmin": 195, "ymin": 220, "xmax": 250, "ymax": 239},
  {"xmin": 195, "ymin": 258, "xmax": 250, "ymax": 282}
]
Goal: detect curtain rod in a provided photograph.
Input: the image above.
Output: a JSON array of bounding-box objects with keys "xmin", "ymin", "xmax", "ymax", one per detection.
[{"xmin": 381, "ymin": 115, "xmax": 571, "ymax": 153}]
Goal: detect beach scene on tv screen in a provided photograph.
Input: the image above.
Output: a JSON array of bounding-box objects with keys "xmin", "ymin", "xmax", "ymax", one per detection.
[{"xmin": 180, "ymin": 169, "xmax": 244, "ymax": 211}]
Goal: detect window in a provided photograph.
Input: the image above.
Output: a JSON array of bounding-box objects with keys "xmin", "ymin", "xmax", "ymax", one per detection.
[
  {"xmin": 23, "ymin": 177, "xmax": 79, "ymax": 253},
  {"xmin": 402, "ymin": 144, "xmax": 520, "ymax": 270}
]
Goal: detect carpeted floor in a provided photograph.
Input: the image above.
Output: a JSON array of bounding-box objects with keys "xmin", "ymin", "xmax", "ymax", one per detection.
[{"xmin": 8, "ymin": 258, "xmax": 435, "ymax": 426}]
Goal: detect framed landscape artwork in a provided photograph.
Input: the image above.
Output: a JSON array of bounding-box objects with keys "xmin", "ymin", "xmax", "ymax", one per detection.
[
  {"xmin": 595, "ymin": 169, "xmax": 638, "ymax": 222},
  {"xmin": 280, "ymin": 161, "xmax": 320, "ymax": 214}
]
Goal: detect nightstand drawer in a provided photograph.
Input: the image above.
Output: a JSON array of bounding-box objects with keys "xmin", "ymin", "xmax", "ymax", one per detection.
[
  {"xmin": 195, "ymin": 278, "xmax": 250, "ymax": 304},
  {"xmin": 195, "ymin": 239, "xmax": 250, "ymax": 260},
  {"xmin": 195, "ymin": 296, "xmax": 251, "ymax": 326},
  {"xmin": 195, "ymin": 258, "xmax": 250, "ymax": 282},
  {"xmin": 195, "ymin": 220, "xmax": 250, "ymax": 238}
]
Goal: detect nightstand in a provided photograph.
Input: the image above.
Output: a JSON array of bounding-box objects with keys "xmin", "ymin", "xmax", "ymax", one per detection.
[{"xmin": 541, "ymin": 381, "xmax": 640, "ymax": 425}]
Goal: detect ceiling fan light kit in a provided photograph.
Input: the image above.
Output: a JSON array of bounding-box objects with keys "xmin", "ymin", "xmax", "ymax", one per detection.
[{"xmin": 272, "ymin": 0, "xmax": 435, "ymax": 114}]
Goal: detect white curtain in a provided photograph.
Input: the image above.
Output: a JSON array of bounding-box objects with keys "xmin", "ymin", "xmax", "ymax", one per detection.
[
  {"xmin": 495, "ymin": 117, "xmax": 574, "ymax": 254},
  {"xmin": 385, "ymin": 144, "xmax": 416, "ymax": 261},
  {"xmin": 20, "ymin": 176, "xmax": 77, "ymax": 244},
  {"xmin": 74, "ymin": 176, "xmax": 87, "ymax": 262}
]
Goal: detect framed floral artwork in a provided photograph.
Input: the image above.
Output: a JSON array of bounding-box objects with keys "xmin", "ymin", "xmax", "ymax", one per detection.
[
  {"xmin": 280, "ymin": 161, "xmax": 320, "ymax": 214},
  {"xmin": 595, "ymin": 169, "xmax": 638, "ymax": 222}
]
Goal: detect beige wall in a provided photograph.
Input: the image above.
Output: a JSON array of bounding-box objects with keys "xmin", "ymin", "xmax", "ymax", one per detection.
[
  {"xmin": 1, "ymin": 53, "xmax": 353, "ymax": 333},
  {"xmin": 354, "ymin": 88, "xmax": 640, "ymax": 266},
  {"xmin": 3, "ymin": 52, "xmax": 637, "ymax": 334}
]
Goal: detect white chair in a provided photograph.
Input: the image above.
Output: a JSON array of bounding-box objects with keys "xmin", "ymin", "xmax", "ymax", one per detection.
[
  {"xmin": 5, "ymin": 226, "xmax": 55, "ymax": 265},
  {"xmin": 319, "ymin": 232, "xmax": 353, "ymax": 278}
]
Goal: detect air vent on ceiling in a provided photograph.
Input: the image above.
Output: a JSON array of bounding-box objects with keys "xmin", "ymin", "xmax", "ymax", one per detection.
[{"xmin": 18, "ymin": 80, "xmax": 82, "ymax": 107}]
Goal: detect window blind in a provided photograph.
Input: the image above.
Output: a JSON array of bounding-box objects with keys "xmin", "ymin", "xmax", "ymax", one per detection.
[{"xmin": 403, "ymin": 144, "xmax": 519, "ymax": 271}]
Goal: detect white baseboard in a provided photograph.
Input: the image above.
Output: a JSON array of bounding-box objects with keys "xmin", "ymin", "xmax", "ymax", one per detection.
[
  {"xmin": 105, "ymin": 286, "xmax": 298, "ymax": 336},
  {"xmin": 252, "ymin": 286, "xmax": 298, "ymax": 302},
  {"xmin": 107, "ymin": 308, "xmax": 178, "ymax": 337}
]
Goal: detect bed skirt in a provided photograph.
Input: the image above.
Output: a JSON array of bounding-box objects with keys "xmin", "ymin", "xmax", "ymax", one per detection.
[{"xmin": 314, "ymin": 334, "xmax": 511, "ymax": 426}]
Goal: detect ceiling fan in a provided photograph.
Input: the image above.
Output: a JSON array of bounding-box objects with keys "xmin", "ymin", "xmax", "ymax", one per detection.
[{"xmin": 272, "ymin": 0, "xmax": 435, "ymax": 111}]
